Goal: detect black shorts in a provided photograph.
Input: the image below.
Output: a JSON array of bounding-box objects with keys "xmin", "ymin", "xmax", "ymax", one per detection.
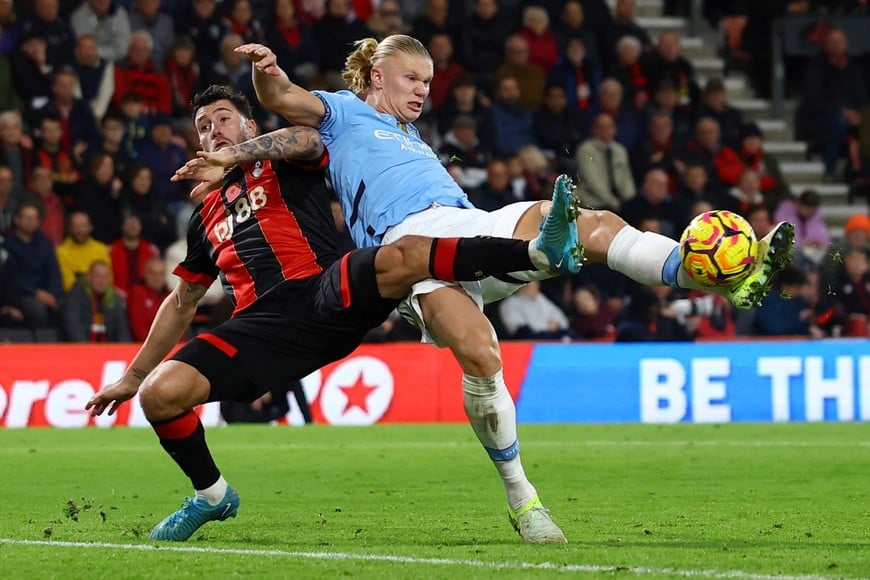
[{"xmin": 171, "ymin": 247, "xmax": 400, "ymax": 403}]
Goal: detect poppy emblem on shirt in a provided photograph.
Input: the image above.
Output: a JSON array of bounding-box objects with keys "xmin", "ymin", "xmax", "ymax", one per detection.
[
  {"xmin": 252, "ymin": 161, "xmax": 263, "ymax": 178},
  {"xmin": 224, "ymin": 183, "xmax": 243, "ymax": 204}
]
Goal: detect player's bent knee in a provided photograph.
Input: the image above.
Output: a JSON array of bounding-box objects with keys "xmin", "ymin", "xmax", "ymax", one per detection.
[
  {"xmin": 139, "ymin": 361, "xmax": 209, "ymax": 421},
  {"xmin": 581, "ymin": 210, "xmax": 628, "ymax": 262}
]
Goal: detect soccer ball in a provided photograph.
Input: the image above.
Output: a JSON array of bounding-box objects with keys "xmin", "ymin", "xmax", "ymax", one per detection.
[{"xmin": 679, "ymin": 210, "xmax": 758, "ymax": 287}]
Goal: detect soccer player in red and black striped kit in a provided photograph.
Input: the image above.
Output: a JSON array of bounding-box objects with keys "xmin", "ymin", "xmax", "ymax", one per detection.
[{"xmin": 85, "ymin": 85, "xmax": 580, "ymax": 542}]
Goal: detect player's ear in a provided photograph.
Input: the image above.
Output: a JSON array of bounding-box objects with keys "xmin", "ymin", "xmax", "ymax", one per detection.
[
  {"xmin": 370, "ymin": 65, "xmax": 383, "ymax": 90},
  {"xmin": 243, "ymin": 119, "xmax": 257, "ymax": 139}
]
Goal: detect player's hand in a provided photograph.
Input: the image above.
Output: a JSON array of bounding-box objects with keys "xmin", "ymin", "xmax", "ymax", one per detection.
[
  {"xmin": 173, "ymin": 156, "xmax": 227, "ymax": 202},
  {"xmin": 235, "ymin": 43, "xmax": 281, "ymax": 76},
  {"xmin": 86, "ymin": 378, "xmax": 140, "ymax": 417}
]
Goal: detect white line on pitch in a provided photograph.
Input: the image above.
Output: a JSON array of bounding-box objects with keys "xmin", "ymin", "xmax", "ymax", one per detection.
[{"xmin": 0, "ymin": 539, "xmax": 849, "ymax": 580}]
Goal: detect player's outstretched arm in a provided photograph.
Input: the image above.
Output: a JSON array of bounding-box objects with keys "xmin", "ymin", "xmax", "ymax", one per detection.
[
  {"xmin": 173, "ymin": 126, "xmax": 324, "ymax": 199},
  {"xmin": 85, "ymin": 281, "xmax": 208, "ymax": 417},
  {"xmin": 235, "ymin": 43, "xmax": 325, "ymax": 128}
]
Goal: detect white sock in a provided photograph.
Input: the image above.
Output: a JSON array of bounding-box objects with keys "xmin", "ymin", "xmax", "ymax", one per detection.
[
  {"xmin": 462, "ymin": 370, "xmax": 537, "ymax": 511},
  {"xmin": 606, "ymin": 225, "xmax": 729, "ymax": 292},
  {"xmin": 195, "ymin": 475, "xmax": 228, "ymax": 505},
  {"xmin": 528, "ymin": 239, "xmax": 550, "ymax": 271}
]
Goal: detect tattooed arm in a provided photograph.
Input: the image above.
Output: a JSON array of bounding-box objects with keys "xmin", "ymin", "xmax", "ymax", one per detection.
[{"xmin": 86, "ymin": 280, "xmax": 209, "ymax": 416}]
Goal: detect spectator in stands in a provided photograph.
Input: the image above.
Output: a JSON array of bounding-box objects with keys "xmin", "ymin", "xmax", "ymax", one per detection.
[
  {"xmin": 113, "ymin": 30, "xmax": 173, "ymax": 115},
  {"xmin": 436, "ymin": 73, "xmax": 492, "ymax": 144},
  {"xmin": 34, "ymin": 68, "xmax": 102, "ymax": 165},
  {"xmin": 752, "ymin": 266, "xmax": 813, "ymax": 336},
  {"xmin": 208, "ymin": 32, "xmax": 257, "ymax": 101},
  {"xmin": 548, "ymin": 37, "xmax": 601, "ymax": 120},
  {"xmin": 696, "ymin": 77, "xmax": 744, "ymax": 150},
  {"xmin": 677, "ymin": 291, "xmax": 736, "ymax": 340},
  {"xmin": 553, "ymin": 1, "xmax": 601, "ymax": 67},
  {"xmin": 222, "ymin": 0, "xmax": 264, "ymax": 45},
  {"xmin": 611, "ymin": 35, "xmax": 648, "ymax": 112},
  {"xmin": 109, "ymin": 213, "xmax": 160, "ymax": 297},
  {"xmin": 499, "ymin": 280, "xmax": 573, "ymax": 340},
  {"xmin": 0, "ymin": 0, "xmax": 18, "ymax": 58},
  {"xmin": 819, "ymin": 213, "xmax": 870, "ymax": 294},
  {"xmin": 30, "ymin": 116, "xmax": 80, "ymax": 194},
  {"xmin": 3, "ymin": 202, "xmax": 62, "ymax": 330},
  {"xmin": 10, "ymin": 33, "xmax": 53, "ymax": 114},
  {"xmin": 460, "ymin": 0, "xmax": 515, "ymax": 91},
  {"xmin": 488, "ymin": 75, "xmax": 537, "ymax": 157},
  {"xmin": 61, "ymin": 259, "xmax": 130, "ymax": 342},
  {"xmin": 826, "ymin": 248, "xmax": 870, "ymax": 337},
  {"xmin": 0, "ymin": 244, "xmax": 26, "ymax": 330},
  {"xmin": 126, "ymin": 254, "xmax": 169, "ymax": 342},
  {"xmin": 621, "ymin": 168, "xmax": 681, "ymax": 239},
  {"xmin": 495, "ymin": 34, "xmax": 547, "ymax": 112},
  {"xmin": 673, "ymin": 163, "xmax": 728, "ymax": 231},
  {"xmin": 85, "ymin": 114, "xmax": 130, "ymax": 177},
  {"xmin": 174, "ymin": 0, "xmax": 228, "ymax": 73},
  {"xmin": 21, "ymin": 166, "xmax": 64, "ymax": 246},
  {"xmin": 516, "ymin": 144, "xmax": 558, "ymax": 202},
  {"xmin": 736, "ymin": 122, "xmax": 789, "ymax": 207},
  {"xmin": 745, "ymin": 203, "xmax": 774, "ymax": 242},
  {"xmin": 0, "ymin": 164, "xmax": 23, "ymax": 237},
  {"xmin": 411, "ymin": 0, "xmax": 449, "ymax": 48},
  {"xmin": 72, "ymin": 34, "xmax": 114, "ymax": 120},
  {"xmin": 117, "ymin": 91, "xmax": 151, "ymax": 161},
  {"xmin": 642, "ymin": 31, "xmax": 698, "ymax": 115},
  {"xmin": 517, "ymin": 5, "xmax": 559, "ymax": 74},
  {"xmin": 615, "ymin": 285, "xmax": 692, "ymax": 342},
  {"xmin": 609, "ymin": 0, "xmax": 653, "ymax": 55},
  {"xmin": 774, "ymin": 189, "xmax": 831, "ymax": 266},
  {"xmin": 120, "ymin": 163, "xmax": 175, "ymax": 253},
  {"xmin": 801, "ymin": 28, "xmax": 868, "ymax": 181},
  {"xmin": 71, "ymin": 0, "xmax": 132, "ymax": 64},
  {"xmin": 75, "ymin": 151, "xmax": 123, "ymax": 244},
  {"xmin": 725, "ymin": 169, "xmax": 767, "ymax": 219},
  {"xmin": 0, "ymin": 111, "xmax": 32, "ymax": 193},
  {"xmin": 437, "ymin": 114, "xmax": 489, "ymax": 192},
  {"xmin": 534, "ymin": 82, "xmax": 585, "ymax": 171},
  {"xmin": 570, "ymin": 282, "xmax": 616, "ymax": 340},
  {"xmin": 129, "ymin": 0, "xmax": 174, "ymax": 71},
  {"xmin": 136, "ymin": 115, "xmax": 188, "ymax": 215},
  {"xmin": 164, "ymin": 35, "xmax": 199, "ymax": 118},
  {"xmin": 590, "ymin": 77, "xmax": 641, "ymax": 150},
  {"xmin": 314, "ymin": 0, "xmax": 369, "ymax": 89},
  {"xmin": 17, "ymin": 0, "xmax": 74, "ymax": 68},
  {"xmin": 678, "ymin": 116, "xmax": 739, "ymax": 189},
  {"xmin": 55, "ymin": 210, "xmax": 111, "ymax": 292},
  {"xmin": 264, "ymin": 0, "xmax": 318, "ymax": 87},
  {"xmin": 0, "ymin": 50, "xmax": 21, "ymax": 113},
  {"xmin": 575, "ymin": 113, "xmax": 636, "ymax": 212},
  {"xmin": 646, "ymin": 78, "xmax": 693, "ymax": 144},
  {"xmin": 427, "ymin": 33, "xmax": 465, "ymax": 113},
  {"xmin": 368, "ymin": 0, "xmax": 410, "ymax": 40},
  {"xmin": 632, "ymin": 109, "xmax": 679, "ymax": 190},
  {"xmin": 468, "ymin": 158, "xmax": 521, "ymax": 211}
]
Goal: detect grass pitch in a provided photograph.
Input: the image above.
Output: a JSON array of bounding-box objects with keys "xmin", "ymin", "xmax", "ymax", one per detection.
[{"xmin": 0, "ymin": 423, "xmax": 868, "ymax": 579}]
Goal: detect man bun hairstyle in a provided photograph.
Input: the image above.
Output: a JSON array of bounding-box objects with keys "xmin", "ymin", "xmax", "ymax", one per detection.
[{"xmin": 342, "ymin": 34, "xmax": 431, "ymax": 95}]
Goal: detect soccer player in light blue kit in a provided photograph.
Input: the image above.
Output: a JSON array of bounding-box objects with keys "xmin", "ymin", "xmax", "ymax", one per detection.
[{"xmin": 228, "ymin": 35, "xmax": 794, "ymax": 544}]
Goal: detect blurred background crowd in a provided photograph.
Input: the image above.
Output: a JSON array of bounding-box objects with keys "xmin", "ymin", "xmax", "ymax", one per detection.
[{"xmin": 0, "ymin": 0, "xmax": 868, "ymax": 346}]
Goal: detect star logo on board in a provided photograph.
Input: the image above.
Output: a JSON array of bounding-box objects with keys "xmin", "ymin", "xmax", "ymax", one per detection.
[
  {"xmin": 319, "ymin": 356, "xmax": 394, "ymax": 425},
  {"xmin": 340, "ymin": 374, "xmax": 378, "ymax": 414}
]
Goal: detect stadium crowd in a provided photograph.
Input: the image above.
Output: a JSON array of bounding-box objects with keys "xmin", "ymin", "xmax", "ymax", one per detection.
[{"xmin": 0, "ymin": 0, "xmax": 868, "ymax": 345}]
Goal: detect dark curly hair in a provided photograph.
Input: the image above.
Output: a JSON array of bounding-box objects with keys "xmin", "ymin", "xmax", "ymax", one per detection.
[{"xmin": 191, "ymin": 85, "xmax": 254, "ymax": 120}]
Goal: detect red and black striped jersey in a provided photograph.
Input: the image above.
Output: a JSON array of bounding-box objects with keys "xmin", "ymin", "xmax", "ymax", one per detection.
[{"xmin": 173, "ymin": 154, "xmax": 342, "ymax": 314}]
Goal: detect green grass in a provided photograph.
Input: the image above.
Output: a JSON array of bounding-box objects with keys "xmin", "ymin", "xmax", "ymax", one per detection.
[{"xmin": 1, "ymin": 423, "xmax": 868, "ymax": 579}]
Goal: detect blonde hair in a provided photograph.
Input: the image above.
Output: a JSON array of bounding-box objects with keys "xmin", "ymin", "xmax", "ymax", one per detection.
[{"xmin": 342, "ymin": 34, "xmax": 431, "ymax": 95}]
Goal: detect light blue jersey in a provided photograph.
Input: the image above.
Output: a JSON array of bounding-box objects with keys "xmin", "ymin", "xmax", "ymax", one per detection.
[{"xmin": 313, "ymin": 90, "xmax": 473, "ymax": 247}]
